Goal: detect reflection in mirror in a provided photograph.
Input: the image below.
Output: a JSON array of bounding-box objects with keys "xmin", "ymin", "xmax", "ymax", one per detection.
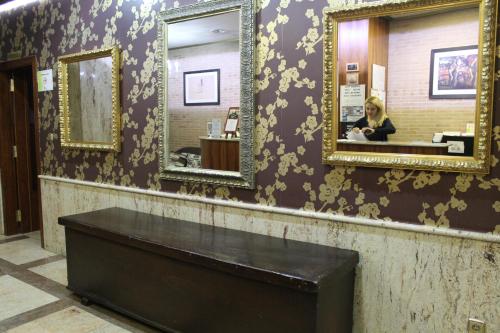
[
  {"xmin": 159, "ymin": 0, "xmax": 255, "ymax": 188},
  {"xmin": 167, "ymin": 10, "xmax": 240, "ymax": 171},
  {"xmin": 67, "ymin": 57, "xmax": 113, "ymax": 143},
  {"xmin": 58, "ymin": 46, "xmax": 120, "ymax": 151},
  {"xmin": 323, "ymin": 0, "xmax": 497, "ymax": 173},
  {"xmin": 337, "ymin": 6, "xmax": 479, "ymax": 156}
]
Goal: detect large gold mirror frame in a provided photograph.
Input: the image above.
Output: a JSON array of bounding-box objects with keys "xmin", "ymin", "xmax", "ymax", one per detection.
[
  {"xmin": 58, "ymin": 46, "xmax": 121, "ymax": 152},
  {"xmin": 322, "ymin": 0, "xmax": 497, "ymax": 173}
]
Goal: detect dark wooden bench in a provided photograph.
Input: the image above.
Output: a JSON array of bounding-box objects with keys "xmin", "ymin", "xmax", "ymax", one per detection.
[{"xmin": 59, "ymin": 207, "xmax": 359, "ymax": 333}]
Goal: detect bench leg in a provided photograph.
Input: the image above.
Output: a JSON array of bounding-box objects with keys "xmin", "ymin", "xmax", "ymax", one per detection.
[{"xmin": 80, "ymin": 297, "xmax": 92, "ymax": 306}]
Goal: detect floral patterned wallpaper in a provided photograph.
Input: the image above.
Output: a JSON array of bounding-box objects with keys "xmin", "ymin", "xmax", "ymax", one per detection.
[{"xmin": 0, "ymin": 0, "xmax": 498, "ymax": 233}]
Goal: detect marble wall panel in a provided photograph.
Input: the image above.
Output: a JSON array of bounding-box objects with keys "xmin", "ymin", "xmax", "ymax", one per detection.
[
  {"xmin": 79, "ymin": 57, "xmax": 113, "ymax": 143},
  {"xmin": 40, "ymin": 178, "xmax": 500, "ymax": 333}
]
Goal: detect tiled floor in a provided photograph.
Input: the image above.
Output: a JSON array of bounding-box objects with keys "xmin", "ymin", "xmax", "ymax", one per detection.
[
  {"xmin": 0, "ymin": 233, "xmax": 160, "ymax": 333},
  {"xmin": 0, "ymin": 238, "xmax": 56, "ymax": 265},
  {"xmin": 28, "ymin": 259, "xmax": 68, "ymax": 286}
]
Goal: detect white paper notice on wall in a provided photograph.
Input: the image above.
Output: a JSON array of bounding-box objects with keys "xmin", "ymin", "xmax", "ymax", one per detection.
[
  {"xmin": 340, "ymin": 84, "xmax": 365, "ymax": 123},
  {"xmin": 370, "ymin": 88, "xmax": 386, "ymax": 105},
  {"xmin": 37, "ymin": 69, "xmax": 53, "ymax": 92},
  {"xmin": 372, "ymin": 64, "xmax": 385, "ymax": 91},
  {"xmin": 211, "ymin": 119, "xmax": 222, "ymax": 138}
]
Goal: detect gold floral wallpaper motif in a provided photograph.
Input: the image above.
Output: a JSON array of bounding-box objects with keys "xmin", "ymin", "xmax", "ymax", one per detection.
[{"xmin": 0, "ymin": 0, "xmax": 498, "ymax": 233}]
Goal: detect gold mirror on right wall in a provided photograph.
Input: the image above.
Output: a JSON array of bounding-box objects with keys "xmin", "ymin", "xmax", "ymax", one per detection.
[{"xmin": 322, "ymin": 0, "xmax": 498, "ymax": 173}]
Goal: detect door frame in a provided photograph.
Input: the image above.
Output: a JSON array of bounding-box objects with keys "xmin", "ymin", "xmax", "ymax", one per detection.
[{"xmin": 0, "ymin": 56, "xmax": 43, "ymax": 246}]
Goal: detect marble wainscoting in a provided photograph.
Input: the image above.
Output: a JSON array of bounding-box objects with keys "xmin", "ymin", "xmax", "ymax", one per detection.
[{"xmin": 40, "ymin": 177, "xmax": 499, "ymax": 333}]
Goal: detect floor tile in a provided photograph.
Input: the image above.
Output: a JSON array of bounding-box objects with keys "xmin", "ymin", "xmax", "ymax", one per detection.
[
  {"xmin": 24, "ymin": 231, "xmax": 41, "ymax": 240},
  {"xmin": 29, "ymin": 259, "xmax": 68, "ymax": 286},
  {"xmin": 0, "ymin": 275, "xmax": 59, "ymax": 322},
  {"xmin": 6, "ymin": 306, "xmax": 132, "ymax": 333},
  {"xmin": 0, "ymin": 238, "xmax": 55, "ymax": 265},
  {"xmin": 0, "ymin": 234, "xmax": 17, "ymax": 241}
]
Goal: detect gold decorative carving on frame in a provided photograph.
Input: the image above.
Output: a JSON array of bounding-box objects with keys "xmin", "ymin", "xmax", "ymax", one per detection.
[
  {"xmin": 322, "ymin": 0, "xmax": 497, "ymax": 173},
  {"xmin": 58, "ymin": 46, "xmax": 121, "ymax": 152}
]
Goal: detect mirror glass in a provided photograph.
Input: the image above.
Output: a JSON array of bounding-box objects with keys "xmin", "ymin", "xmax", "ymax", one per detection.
[
  {"xmin": 336, "ymin": 5, "xmax": 479, "ymax": 157},
  {"xmin": 58, "ymin": 46, "xmax": 120, "ymax": 151},
  {"xmin": 322, "ymin": 0, "xmax": 497, "ymax": 173},
  {"xmin": 67, "ymin": 57, "xmax": 113, "ymax": 143},
  {"xmin": 167, "ymin": 10, "xmax": 241, "ymax": 171},
  {"xmin": 159, "ymin": 0, "xmax": 256, "ymax": 189}
]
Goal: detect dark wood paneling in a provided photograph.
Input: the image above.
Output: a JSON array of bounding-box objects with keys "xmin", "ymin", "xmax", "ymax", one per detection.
[
  {"xmin": 338, "ymin": 19, "xmax": 369, "ymax": 87},
  {"xmin": 200, "ymin": 138, "xmax": 239, "ymax": 171},
  {"xmin": 367, "ymin": 17, "xmax": 389, "ymax": 94}
]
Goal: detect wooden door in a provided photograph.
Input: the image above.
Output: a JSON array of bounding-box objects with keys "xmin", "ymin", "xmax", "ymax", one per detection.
[
  {"xmin": 0, "ymin": 67, "xmax": 39, "ymax": 235},
  {"xmin": 0, "ymin": 72, "xmax": 19, "ymax": 234}
]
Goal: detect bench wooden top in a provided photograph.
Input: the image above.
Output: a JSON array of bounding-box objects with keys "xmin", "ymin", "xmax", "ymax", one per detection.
[{"xmin": 59, "ymin": 207, "xmax": 358, "ymax": 292}]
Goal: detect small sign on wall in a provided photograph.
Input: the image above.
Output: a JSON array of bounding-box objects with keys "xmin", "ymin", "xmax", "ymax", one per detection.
[
  {"xmin": 340, "ymin": 84, "xmax": 365, "ymax": 122},
  {"xmin": 448, "ymin": 141, "xmax": 465, "ymax": 154},
  {"xmin": 37, "ymin": 69, "xmax": 53, "ymax": 92}
]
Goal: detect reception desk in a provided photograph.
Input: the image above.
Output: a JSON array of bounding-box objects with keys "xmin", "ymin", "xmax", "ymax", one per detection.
[
  {"xmin": 200, "ymin": 136, "xmax": 239, "ymax": 171},
  {"xmin": 337, "ymin": 139, "xmax": 450, "ymax": 155}
]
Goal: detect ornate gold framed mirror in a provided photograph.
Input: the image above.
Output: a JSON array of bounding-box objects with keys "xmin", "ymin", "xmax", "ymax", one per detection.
[
  {"xmin": 158, "ymin": 0, "xmax": 255, "ymax": 188},
  {"xmin": 58, "ymin": 46, "xmax": 121, "ymax": 151},
  {"xmin": 322, "ymin": 0, "xmax": 497, "ymax": 173}
]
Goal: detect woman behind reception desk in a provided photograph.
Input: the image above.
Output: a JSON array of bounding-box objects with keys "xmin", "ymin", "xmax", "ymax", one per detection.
[{"xmin": 352, "ymin": 96, "xmax": 396, "ymax": 141}]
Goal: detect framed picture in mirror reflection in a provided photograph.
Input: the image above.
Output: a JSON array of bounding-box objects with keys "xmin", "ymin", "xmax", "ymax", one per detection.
[
  {"xmin": 429, "ymin": 45, "xmax": 478, "ymax": 99},
  {"xmin": 224, "ymin": 107, "xmax": 240, "ymax": 137},
  {"xmin": 183, "ymin": 69, "xmax": 220, "ymax": 106},
  {"xmin": 322, "ymin": 0, "xmax": 496, "ymax": 174}
]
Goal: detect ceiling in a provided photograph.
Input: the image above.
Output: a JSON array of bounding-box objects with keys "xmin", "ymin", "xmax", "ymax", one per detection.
[{"xmin": 168, "ymin": 10, "xmax": 240, "ymax": 49}]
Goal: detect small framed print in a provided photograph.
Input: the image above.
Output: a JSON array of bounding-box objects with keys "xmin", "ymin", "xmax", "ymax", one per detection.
[
  {"xmin": 224, "ymin": 107, "xmax": 240, "ymax": 137},
  {"xmin": 429, "ymin": 45, "xmax": 477, "ymax": 99},
  {"xmin": 183, "ymin": 69, "xmax": 220, "ymax": 106},
  {"xmin": 346, "ymin": 62, "xmax": 359, "ymax": 72}
]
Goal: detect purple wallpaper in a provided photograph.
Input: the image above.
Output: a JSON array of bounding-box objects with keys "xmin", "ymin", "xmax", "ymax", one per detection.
[{"xmin": 0, "ymin": 0, "xmax": 498, "ymax": 233}]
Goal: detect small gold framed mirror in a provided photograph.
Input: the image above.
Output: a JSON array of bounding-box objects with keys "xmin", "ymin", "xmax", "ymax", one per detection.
[
  {"xmin": 322, "ymin": 0, "xmax": 497, "ymax": 173},
  {"xmin": 58, "ymin": 46, "xmax": 121, "ymax": 151}
]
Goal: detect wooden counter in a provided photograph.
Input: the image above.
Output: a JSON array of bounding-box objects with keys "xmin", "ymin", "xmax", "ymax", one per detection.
[
  {"xmin": 59, "ymin": 207, "xmax": 359, "ymax": 333},
  {"xmin": 200, "ymin": 136, "xmax": 239, "ymax": 171},
  {"xmin": 338, "ymin": 139, "xmax": 450, "ymax": 155}
]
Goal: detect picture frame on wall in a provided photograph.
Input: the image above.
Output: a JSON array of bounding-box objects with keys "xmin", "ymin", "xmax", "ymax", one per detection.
[
  {"xmin": 346, "ymin": 62, "xmax": 359, "ymax": 72},
  {"xmin": 183, "ymin": 69, "xmax": 220, "ymax": 106},
  {"xmin": 429, "ymin": 45, "xmax": 477, "ymax": 99}
]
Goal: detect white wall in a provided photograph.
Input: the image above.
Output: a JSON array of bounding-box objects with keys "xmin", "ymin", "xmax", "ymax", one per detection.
[
  {"xmin": 387, "ymin": 8, "xmax": 479, "ymax": 142},
  {"xmin": 168, "ymin": 41, "xmax": 240, "ymax": 151}
]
